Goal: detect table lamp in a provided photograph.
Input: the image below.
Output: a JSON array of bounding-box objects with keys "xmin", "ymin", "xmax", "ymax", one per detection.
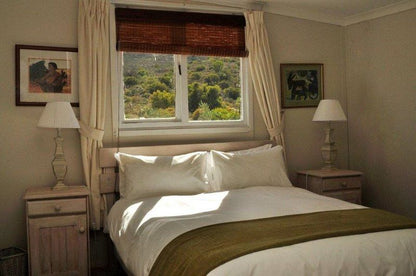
[
  {"xmin": 38, "ymin": 102, "xmax": 80, "ymax": 190},
  {"xmin": 312, "ymin": 99, "xmax": 347, "ymax": 170}
]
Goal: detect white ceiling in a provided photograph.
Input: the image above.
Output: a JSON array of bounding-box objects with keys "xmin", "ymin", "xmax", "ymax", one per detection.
[
  {"xmin": 265, "ymin": 0, "xmax": 405, "ymax": 17},
  {"xmin": 198, "ymin": 0, "xmax": 416, "ymax": 26}
]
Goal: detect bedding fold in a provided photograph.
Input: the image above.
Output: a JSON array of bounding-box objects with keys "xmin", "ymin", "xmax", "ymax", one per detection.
[{"xmin": 149, "ymin": 208, "xmax": 416, "ymax": 276}]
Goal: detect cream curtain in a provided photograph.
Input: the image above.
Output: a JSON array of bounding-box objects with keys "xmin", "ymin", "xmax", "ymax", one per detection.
[
  {"xmin": 78, "ymin": 0, "xmax": 110, "ymax": 230},
  {"xmin": 244, "ymin": 11, "xmax": 285, "ymax": 147}
]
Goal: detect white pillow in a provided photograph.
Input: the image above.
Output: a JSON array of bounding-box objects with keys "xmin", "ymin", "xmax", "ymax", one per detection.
[
  {"xmin": 115, "ymin": 151, "xmax": 209, "ymax": 200},
  {"xmin": 210, "ymin": 146, "xmax": 292, "ymax": 191},
  {"xmin": 229, "ymin": 144, "xmax": 272, "ymax": 155},
  {"xmin": 206, "ymin": 144, "xmax": 273, "ymax": 186}
]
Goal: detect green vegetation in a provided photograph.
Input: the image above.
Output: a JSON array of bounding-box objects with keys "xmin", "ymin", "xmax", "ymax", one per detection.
[{"xmin": 123, "ymin": 53, "xmax": 241, "ymax": 120}]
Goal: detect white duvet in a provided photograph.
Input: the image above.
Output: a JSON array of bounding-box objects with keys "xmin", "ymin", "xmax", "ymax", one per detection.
[{"xmin": 107, "ymin": 186, "xmax": 416, "ymax": 276}]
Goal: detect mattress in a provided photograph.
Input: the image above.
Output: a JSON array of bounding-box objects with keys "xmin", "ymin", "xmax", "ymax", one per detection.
[{"xmin": 107, "ymin": 186, "xmax": 416, "ymax": 276}]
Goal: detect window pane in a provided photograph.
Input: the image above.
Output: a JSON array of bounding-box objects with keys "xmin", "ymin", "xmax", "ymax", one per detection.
[
  {"xmin": 187, "ymin": 56, "xmax": 241, "ymax": 121},
  {"xmin": 123, "ymin": 53, "xmax": 175, "ymax": 119}
]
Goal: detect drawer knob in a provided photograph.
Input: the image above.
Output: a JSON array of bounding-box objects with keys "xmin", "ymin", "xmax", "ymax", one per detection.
[
  {"xmin": 54, "ymin": 205, "xmax": 61, "ymax": 212},
  {"xmin": 79, "ymin": 226, "xmax": 85, "ymax": 233},
  {"xmin": 341, "ymin": 182, "xmax": 347, "ymax": 187}
]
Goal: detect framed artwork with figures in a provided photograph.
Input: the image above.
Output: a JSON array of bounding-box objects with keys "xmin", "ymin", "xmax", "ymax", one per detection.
[
  {"xmin": 280, "ymin": 63, "xmax": 324, "ymax": 108},
  {"xmin": 15, "ymin": 44, "xmax": 79, "ymax": 106}
]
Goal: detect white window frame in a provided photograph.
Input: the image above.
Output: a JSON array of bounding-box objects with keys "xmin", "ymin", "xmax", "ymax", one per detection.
[{"xmin": 110, "ymin": 6, "xmax": 253, "ymax": 137}]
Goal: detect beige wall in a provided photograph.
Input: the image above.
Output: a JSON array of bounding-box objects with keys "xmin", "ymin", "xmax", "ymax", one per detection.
[
  {"xmin": 0, "ymin": 0, "xmax": 81, "ymax": 249},
  {"xmin": 0, "ymin": 1, "xmax": 346, "ymax": 249},
  {"xmin": 345, "ymin": 9, "xmax": 416, "ymax": 218},
  {"xmin": 107, "ymin": 13, "xmax": 349, "ymax": 182},
  {"xmin": 264, "ymin": 14, "xmax": 348, "ymax": 181}
]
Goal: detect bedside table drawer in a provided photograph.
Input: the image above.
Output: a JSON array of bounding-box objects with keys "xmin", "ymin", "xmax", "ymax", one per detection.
[
  {"xmin": 324, "ymin": 190, "xmax": 361, "ymax": 204},
  {"xmin": 27, "ymin": 198, "xmax": 86, "ymax": 217},
  {"xmin": 322, "ymin": 177, "xmax": 361, "ymax": 192}
]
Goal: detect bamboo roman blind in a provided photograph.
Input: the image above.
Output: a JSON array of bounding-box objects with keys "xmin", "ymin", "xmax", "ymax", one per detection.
[{"xmin": 115, "ymin": 8, "xmax": 248, "ymax": 57}]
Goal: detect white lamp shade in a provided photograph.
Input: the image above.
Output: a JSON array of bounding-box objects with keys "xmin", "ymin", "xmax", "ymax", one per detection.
[
  {"xmin": 312, "ymin": 99, "xmax": 347, "ymax": 122},
  {"xmin": 38, "ymin": 102, "xmax": 80, "ymax": 129}
]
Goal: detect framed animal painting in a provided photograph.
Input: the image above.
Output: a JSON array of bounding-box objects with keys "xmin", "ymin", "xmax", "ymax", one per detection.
[
  {"xmin": 280, "ymin": 63, "xmax": 323, "ymax": 108},
  {"xmin": 15, "ymin": 45, "xmax": 78, "ymax": 106}
]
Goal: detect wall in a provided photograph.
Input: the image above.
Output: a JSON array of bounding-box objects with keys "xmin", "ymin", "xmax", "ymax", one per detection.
[
  {"xmin": 108, "ymin": 13, "xmax": 349, "ymax": 182},
  {"xmin": 0, "ymin": 0, "xmax": 81, "ymax": 249},
  {"xmin": 264, "ymin": 13, "xmax": 348, "ymax": 180},
  {"xmin": 345, "ymin": 9, "xmax": 416, "ymax": 218},
  {"xmin": 0, "ymin": 1, "xmax": 346, "ymax": 249}
]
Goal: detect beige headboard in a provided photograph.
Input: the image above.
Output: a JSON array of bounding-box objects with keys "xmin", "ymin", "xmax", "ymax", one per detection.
[{"xmin": 98, "ymin": 140, "xmax": 273, "ymax": 196}]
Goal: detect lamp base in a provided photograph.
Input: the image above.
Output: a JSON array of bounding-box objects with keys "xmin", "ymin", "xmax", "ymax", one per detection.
[
  {"xmin": 51, "ymin": 129, "xmax": 68, "ymax": 190},
  {"xmin": 320, "ymin": 165, "xmax": 339, "ymax": 171},
  {"xmin": 52, "ymin": 181, "xmax": 69, "ymax": 190},
  {"xmin": 321, "ymin": 125, "xmax": 338, "ymax": 170}
]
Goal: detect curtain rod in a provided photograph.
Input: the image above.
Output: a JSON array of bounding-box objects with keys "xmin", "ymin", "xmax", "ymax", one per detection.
[{"xmin": 111, "ymin": 0, "xmax": 263, "ymax": 14}]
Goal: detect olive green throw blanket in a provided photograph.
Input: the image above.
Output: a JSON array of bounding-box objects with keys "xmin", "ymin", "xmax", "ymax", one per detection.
[{"xmin": 149, "ymin": 208, "xmax": 416, "ymax": 276}]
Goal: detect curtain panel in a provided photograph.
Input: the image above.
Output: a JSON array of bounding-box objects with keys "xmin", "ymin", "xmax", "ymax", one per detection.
[
  {"xmin": 78, "ymin": 0, "xmax": 110, "ymax": 230},
  {"xmin": 244, "ymin": 11, "xmax": 285, "ymax": 147},
  {"xmin": 115, "ymin": 8, "xmax": 247, "ymax": 57}
]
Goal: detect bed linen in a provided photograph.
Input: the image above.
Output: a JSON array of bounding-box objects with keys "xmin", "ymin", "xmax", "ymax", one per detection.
[
  {"xmin": 108, "ymin": 186, "xmax": 416, "ymax": 276},
  {"xmin": 115, "ymin": 151, "xmax": 209, "ymax": 199},
  {"xmin": 209, "ymin": 146, "xmax": 291, "ymax": 191}
]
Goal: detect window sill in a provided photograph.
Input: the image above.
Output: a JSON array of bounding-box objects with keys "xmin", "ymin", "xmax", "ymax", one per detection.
[{"xmin": 118, "ymin": 125, "xmax": 252, "ymax": 137}]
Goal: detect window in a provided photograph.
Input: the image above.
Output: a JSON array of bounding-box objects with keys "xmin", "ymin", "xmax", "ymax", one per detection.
[{"xmin": 114, "ymin": 8, "xmax": 251, "ymax": 134}]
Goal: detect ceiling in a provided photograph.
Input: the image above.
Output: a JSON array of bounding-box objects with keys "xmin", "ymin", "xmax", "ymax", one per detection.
[
  {"xmin": 265, "ymin": 0, "xmax": 407, "ymax": 16},
  {"xmin": 199, "ymin": 0, "xmax": 416, "ymax": 26}
]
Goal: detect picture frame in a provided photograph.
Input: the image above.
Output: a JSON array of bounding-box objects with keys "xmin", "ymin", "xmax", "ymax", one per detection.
[
  {"xmin": 280, "ymin": 63, "xmax": 324, "ymax": 108},
  {"xmin": 15, "ymin": 44, "xmax": 79, "ymax": 106}
]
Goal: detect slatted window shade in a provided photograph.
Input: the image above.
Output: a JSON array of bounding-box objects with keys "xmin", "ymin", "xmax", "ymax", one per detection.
[{"xmin": 115, "ymin": 8, "xmax": 248, "ymax": 57}]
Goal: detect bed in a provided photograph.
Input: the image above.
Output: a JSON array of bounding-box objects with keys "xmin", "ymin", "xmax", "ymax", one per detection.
[{"xmin": 99, "ymin": 140, "xmax": 416, "ymax": 276}]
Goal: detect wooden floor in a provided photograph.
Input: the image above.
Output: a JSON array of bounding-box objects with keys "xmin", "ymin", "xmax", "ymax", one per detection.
[
  {"xmin": 91, "ymin": 266, "xmax": 127, "ymax": 276},
  {"xmin": 90, "ymin": 231, "xmax": 128, "ymax": 276}
]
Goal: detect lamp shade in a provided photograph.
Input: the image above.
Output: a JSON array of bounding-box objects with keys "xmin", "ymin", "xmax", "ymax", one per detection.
[
  {"xmin": 38, "ymin": 102, "xmax": 80, "ymax": 129},
  {"xmin": 312, "ymin": 99, "xmax": 347, "ymax": 122}
]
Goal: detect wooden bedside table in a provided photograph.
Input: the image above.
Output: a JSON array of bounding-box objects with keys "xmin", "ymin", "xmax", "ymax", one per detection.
[
  {"xmin": 297, "ymin": 169, "xmax": 363, "ymax": 204},
  {"xmin": 24, "ymin": 186, "xmax": 90, "ymax": 276}
]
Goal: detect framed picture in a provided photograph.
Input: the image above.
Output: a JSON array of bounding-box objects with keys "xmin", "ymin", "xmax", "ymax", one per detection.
[
  {"xmin": 280, "ymin": 63, "xmax": 324, "ymax": 108},
  {"xmin": 15, "ymin": 45, "xmax": 79, "ymax": 106}
]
